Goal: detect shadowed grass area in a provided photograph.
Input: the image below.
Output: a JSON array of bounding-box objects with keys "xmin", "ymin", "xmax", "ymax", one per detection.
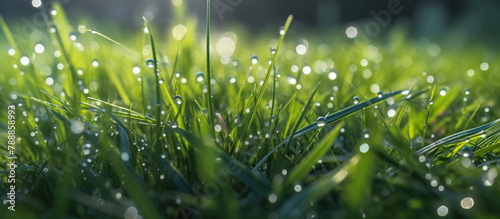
[{"xmin": 1, "ymin": 2, "xmax": 500, "ymax": 218}]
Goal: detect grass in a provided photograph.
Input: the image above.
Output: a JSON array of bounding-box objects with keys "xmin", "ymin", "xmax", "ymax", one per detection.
[{"xmin": 1, "ymin": 2, "xmax": 500, "ymax": 218}]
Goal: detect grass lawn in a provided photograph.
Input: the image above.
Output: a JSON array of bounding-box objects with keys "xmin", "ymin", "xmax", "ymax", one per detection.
[{"xmin": 1, "ymin": 2, "xmax": 500, "ymax": 218}]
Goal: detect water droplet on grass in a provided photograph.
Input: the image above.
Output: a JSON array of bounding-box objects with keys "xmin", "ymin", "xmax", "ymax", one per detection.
[
  {"xmin": 465, "ymin": 88, "xmax": 470, "ymax": 95},
  {"xmin": 328, "ymin": 71, "xmax": 337, "ymax": 80},
  {"xmin": 316, "ymin": 116, "xmax": 326, "ymax": 127},
  {"xmin": 251, "ymin": 55, "xmax": 258, "ymax": 64},
  {"xmin": 363, "ymin": 129, "xmax": 370, "ymax": 138},
  {"xmin": 91, "ymin": 28, "xmax": 97, "ymax": 34},
  {"xmin": 460, "ymin": 145, "xmax": 473, "ymax": 158},
  {"xmin": 279, "ymin": 26, "xmax": 285, "ymax": 35},
  {"xmin": 70, "ymin": 32, "xmax": 77, "ymax": 41},
  {"xmin": 146, "ymin": 59, "xmax": 154, "ymax": 68},
  {"xmin": 174, "ymin": 95, "xmax": 182, "ymax": 104},
  {"xmin": 377, "ymin": 91, "xmax": 383, "ymax": 98},
  {"xmin": 353, "ymin": 96, "xmax": 360, "ymax": 104},
  {"xmin": 196, "ymin": 72, "xmax": 204, "ymax": 82}
]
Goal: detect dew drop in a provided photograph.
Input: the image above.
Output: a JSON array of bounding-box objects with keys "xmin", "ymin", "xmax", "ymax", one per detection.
[
  {"xmin": 460, "ymin": 145, "xmax": 473, "ymax": 158},
  {"xmin": 377, "ymin": 91, "xmax": 383, "ymax": 98},
  {"xmin": 270, "ymin": 115, "xmax": 277, "ymax": 123},
  {"xmin": 328, "ymin": 71, "xmax": 337, "ymax": 80},
  {"xmin": 465, "ymin": 88, "xmax": 470, "ymax": 95},
  {"xmin": 174, "ymin": 95, "xmax": 182, "ymax": 104},
  {"xmin": 91, "ymin": 28, "xmax": 97, "ymax": 34},
  {"xmin": 70, "ymin": 32, "xmax": 77, "ymax": 41},
  {"xmin": 146, "ymin": 59, "xmax": 154, "ymax": 68},
  {"xmin": 316, "ymin": 116, "xmax": 326, "ymax": 127},
  {"xmin": 279, "ymin": 26, "xmax": 285, "ymax": 35},
  {"xmin": 439, "ymin": 88, "xmax": 447, "ymax": 96},
  {"xmin": 196, "ymin": 72, "xmax": 205, "ymax": 82},
  {"xmin": 363, "ymin": 129, "xmax": 370, "ymax": 139},
  {"xmin": 251, "ymin": 55, "xmax": 258, "ymax": 64},
  {"xmin": 353, "ymin": 96, "xmax": 360, "ymax": 104}
]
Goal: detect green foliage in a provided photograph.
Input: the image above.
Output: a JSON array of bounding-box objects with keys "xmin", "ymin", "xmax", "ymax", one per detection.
[{"xmin": 1, "ymin": 3, "xmax": 500, "ymax": 219}]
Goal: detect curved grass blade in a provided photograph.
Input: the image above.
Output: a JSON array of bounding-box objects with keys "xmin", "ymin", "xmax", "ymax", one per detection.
[
  {"xmin": 253, "ymin": 89, "xmax": 407, "ymax": 172},
  {"xmin": 284, "ymin": 123, "xmax": 343, "ymax": 187},
  {"xmin": 416, "ymin": 118, "xmax": 500, "ymax": 156},
  {"xmin": 86, "ymin": 97, "xmax": 155, "ymax": 122},
  {"xmin": 277, "ymin": 155, "xmax": 359, "ymax": 216}
]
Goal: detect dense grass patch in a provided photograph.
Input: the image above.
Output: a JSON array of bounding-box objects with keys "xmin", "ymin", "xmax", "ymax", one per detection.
[{"xmin": 1, "ymin": 2, "xmax": 500, "ymax": 218}]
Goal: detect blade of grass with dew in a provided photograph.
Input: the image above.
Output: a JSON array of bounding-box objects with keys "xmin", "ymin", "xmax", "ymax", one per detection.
[
  {"xmin": 86, "ymin": 97, "xmax": 155, "ymax": 121},
  {"xmin": 253, "ymin": 89, "xmax": 408, "ymax": 172},
  {"xmin": 277, "ymin": 155, "xmax": 359, "ymax": 216},
  {"xmin": 0, "ymin": 15, "xmax": 19, "ymax": 59},
  {"xmin": 284, "ymin": 123, "xmax": 343, "ymax": 187},
  {"xmin": 205, "ymin": 0, "xmax": 215, "ymax": 136},
  {"xmin": 51, "ymin": 25, "xmax": 81, "ymax": 113},
  {"xmin": 105, "ymin": 148, "xmax": 163, "ymax": 219},
  {"xmin": 273, "ymin": 82, "xmax": 321, "ymax": 174},
  {"xmin": 235, "ymin": 15, "xmax": 294, "ymax": 152},
  {"xmin": 143, "ymin": 17, "xmax": 163, "ymax": 149},
  {"xmin": 169, "ymin": 127, "xmax": 272, "ymax": 197},
  {"xmin": 416, "ymin": 118, "xmax": 500, "ymax": 156}
]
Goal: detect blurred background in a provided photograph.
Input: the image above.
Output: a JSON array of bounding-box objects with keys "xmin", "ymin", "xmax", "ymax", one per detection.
[{"xmin": 1, "ymin": 0, "xmax": 499, "ymax": 42}]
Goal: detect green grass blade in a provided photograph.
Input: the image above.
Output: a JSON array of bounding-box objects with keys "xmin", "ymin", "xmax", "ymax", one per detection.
[
  {"xmin": 236, "ymin": 15, "xmax": 294, "ymax": 151},
  {"xmin": 416, "ymin": 119, "xmax": 500, "ymax": 156},
  {"xmin": 253, "ymin": 89, "xmax": 407, "ymax": 172},
  {"xmin": 142, "ymin": 17, "xmax": 163, "ymax": 147},
  {"xmin": 205, "ymin": 0, "xmax": 215, "ymax": 136},
  {"xmin": 284, "ymin": 123, "xmax": 343, "ymax": 186},
  {"xmin": 277, "ymin": 155, "xmax": 359, "ymax": 216}
]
